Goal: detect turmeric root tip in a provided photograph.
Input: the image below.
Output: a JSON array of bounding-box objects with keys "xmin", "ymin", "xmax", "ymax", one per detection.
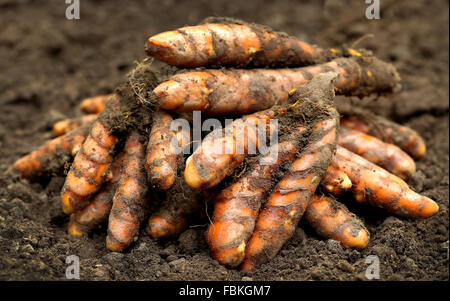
[
  {"xmin": 53, "ymin": 114, "xmax": 98, "ymax": 137},
  {"xmin": 332, "ymin": 146, "xmax": 439, "ymax": 219},
  {"xmin": 305, "ymin": 194, "xmax": 369, "ymax": 249},
  {"xmin": 67, "ymin": 188, "xmax": 114, "ymax": 237},
  {"xmin": 338, "ymin": 126, "xmax": 416, "ymax": 180},
  {"xmin": 79, "ymin": 94, "xmax": 115, "ymax": 114},
  {"xmin": 320, "ymin": 165, "xmax": 352, "ymax": 195},
  {"xmin": 68, "ymin": 153, "xmax": 124, "ymax": 237},
  {"xmin": 146, "ymin": 180, "xmax": 204, "ymax": 239},
  {"xmin": 13, "ymin": 123, "xmax": 90, "ymax": 180}
]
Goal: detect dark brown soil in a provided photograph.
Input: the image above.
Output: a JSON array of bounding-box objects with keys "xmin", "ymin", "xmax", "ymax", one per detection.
[{"xmin": 0, "ymin": 0, "xmax": 448, "ymax": 280}]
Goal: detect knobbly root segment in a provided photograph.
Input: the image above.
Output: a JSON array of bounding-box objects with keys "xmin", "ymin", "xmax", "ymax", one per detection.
[
  {"xmin": 332, "ymin": 146, "xmax": 439, "ymax": 218},
  {"xmin": 68, "ymin": 153, "xmax": 124, "ymax": 237},
  {"xmin": 320, "ymin": 165, "xmax": 352, "ymax": 195},
  {"xmin": 146, "ymin": 110, "xmax": 190, "ymax": 190},
  {"xmin": 53, "ymin": 114, "xmax": 98, "ymax": 137},
  {"xmin": 339, "ymin": 107, "xmax": 426, "ymax": 159},
  {"xmin": 79, "ymin": 94, "xmax": 115, "ymax": 114},
  {"xmin": 184, "ymin": 109, "xmax": 280, "ymax": 190},
  {"xmin": 106, "ymin": 131, "xmax": 149, "ymax": 252},
  {"xmin": 146, "ymin": 17, "xmax": 336, "ymax": 68},
  {"xmin": 338, "ymin": 126, "xmax": 416, "ymax": 180},
  {"xmin": 12, "ymin": 122, "xmax": 91, "ymax": 180},
  {"xmin": 152, "ymin": 55, "xmax": 400, "ymax": 115},
  {"xmin": 146, "ymin": 178, "xmax": 206, "ymax": 239},
  {"xmin": 206, "ymin": 127, "xmax": 306, "ymax": 268},
  {"xmin": 304, "ymin": 194, "xmax": 369, "ymax": 249},
  {"xmin": 240, "ymin": 111, "xmax": 339, "ymax": 271},
  {"xmin": 335, "ymin": 145, "xmax": 407, "ymax": 187},
  {"xmin": 61, "ymin": 97, "xmax": 121, "ymax": 215}
]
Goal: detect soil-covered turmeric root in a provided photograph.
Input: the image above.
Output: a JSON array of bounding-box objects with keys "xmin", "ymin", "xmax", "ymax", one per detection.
[
  {"xmin": 332, "ymin": 146, "xmax": 439, "ymax": 218},
  {"xmin": 68, "ymin": 152, "xmax": 124, "ymax": 236},
  {"xmin": 146, "ymin": 110, "xmax": 190, "ymax": 190},
  {"xmin": 335, "ymin": 145, "xmax": 407, "ymax": 187},
  {"xmin": 61, "ymin": 97, "xmax": 121, "ymax": 214},
  {"xmin": 240, "ymin": 112, "xmax": 338, "ymax": 271},
  {"xmin": 338, "ymin": 126, "xmax": 416, "ymax": 180},
  {"xmin": 339, "ymin": 107, "xmax": 426, "ymax": 159},
  {"xmin": 206, "ymin": 127, "xmax": 306, "ymax": 267},
  {"xmin": 106, "ymin": 131, "xmax": 149, "ymax": 252},
  {"xmin": 146, "ymin": 178, "xmax": 205, "ymax": 239},
  {"xmin": 205, "ymin": 133, "xmax": 351, "ymax": 268},
  {"xmin": 184, "ymin": 108, "xmax": 280, "ymax": 190},
  {"xmin": 79, "ymin": 94, "xmax": 115, "ymax": 114},
  {"xmin": 146, "ymin": 17, "xmax": 336, "ymax": 68},
  {"xmin": 152, "ymin": 56, "xmax": 400, "ymax": 115},
  {"xmin": 205, "ymin": 73, "xmax": 338, "ymax": 269},
  {"xmin": 53, "ymin": 114, "xmax": 98, "ymax": 137},
  {"xmin": 233, "ymin": 75, "xmax": 338, "ymax": 271},
  {"xmin": 12, "ymin": 122, "xmax": 91, "ymax": 180},
  {"xmin": 305, "ymin": 194, "xmax": 369, "ymax": 249},
  {"xmin": 320, "ymin": 165, "xmax": 352, "ymax": 195}
]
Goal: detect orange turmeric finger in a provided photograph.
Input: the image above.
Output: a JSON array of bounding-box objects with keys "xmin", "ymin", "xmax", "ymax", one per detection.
[
  {"xmin": 67, "ymin": 152, "xmax": 124, "ymax": 237},
  {"xmin": 340, "ymin": 107, "xmax": 426, "ymax": 159},
  {"xmin": 320, "ymin": 165, "xmax": 352, "ymax": 195},
  {"xmin": 53, "ymin": 114, "xmax": 98, "ymax": 137},
  {"xmin": 146, "ymin": 180, "xmax": 206, "ymax": 239},
  {"xmin": 332, "ymin": 147, "xmax": 439, "ymax": 219},
  {"xmin": 61, "ymin": 96, "xmax": 121, "ymax": 214},
  {"xmin": 335, "ymin": 145, "xmax": 407, "ymax": 187},
  {"xmin": 241, "ymin": 110, "xmax": 339, "ymax": 271},
  {"xmin": 206, "ymin": 127, "xmax": 306, "ymax": 268},
  {"xmin": 146, "ymin": 110, "xmax": 190, "ymax": 190},
  {"xmin": 152, "ymin": 56, "xmax": 400, "ymax": 115},
  {"xmin": 184, "ymin": 108, "xmax": 280, "ymax": 190},
  {"xmin": 304, "ymin": 194, "xmax": 369, "ymax": 249},
  {"xmin": 12, "ymin": 123, "xmax": 91, "ymax": 180},
  {"xmin": 79, "ymin": 94, "xmax": 115, "ymax": 114},
  {"xmin": 106, "ymin": 131, "xmax": 149, "ymax": 252},
  {"xmin": 146, "ymin": 18, "xmax": 335, "ymax": 68},
  {"xmin": 338, "ymin": 126, "xmax": 416, "ymax": 180}
]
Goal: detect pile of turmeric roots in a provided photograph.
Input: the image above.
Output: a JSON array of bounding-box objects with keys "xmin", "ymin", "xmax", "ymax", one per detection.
[{"xmin": 11, "ymin": 18, "xmax": 438, "ymax": 271}]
